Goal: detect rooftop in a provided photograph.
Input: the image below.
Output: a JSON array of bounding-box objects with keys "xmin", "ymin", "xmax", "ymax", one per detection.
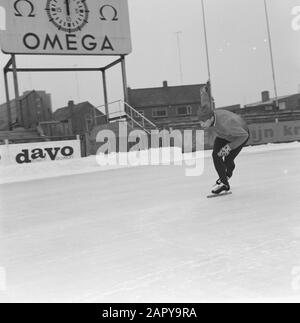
[
  {"xmin": 245, "ymin": 92, "xmax": 300, "ymax": 108},
  {"xmin": 54, "ymin": 101, "xmax": 104, "ymax": 121},
  {"xmin": 128, "ymin": 82, "xmax": 205, "ymax": 108}
]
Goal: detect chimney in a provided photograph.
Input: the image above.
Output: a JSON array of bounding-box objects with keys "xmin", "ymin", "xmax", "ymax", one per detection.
[
  {"xmin": 68, "ymin": 100, "xmax": 75, "ymax": 114},
  {"xmin": 163, "ymin": 81, "xmax": 168, "ymax": 88},
  {"xmin": 261, "ymin": 91, "xmax": 270, "ymax": 102}
]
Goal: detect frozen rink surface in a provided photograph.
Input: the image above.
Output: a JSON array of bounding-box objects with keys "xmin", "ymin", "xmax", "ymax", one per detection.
[{"xmin": 1, "ymin": 143, "xmax": 300, "ymax": 302}]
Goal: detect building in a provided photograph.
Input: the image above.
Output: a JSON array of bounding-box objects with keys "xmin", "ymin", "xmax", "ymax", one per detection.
[
  {"xmin": 19, "ymin": 90, "xmax": 53, "ymax": 129},
  {"xmin": 244, "ymin": 90, "xmax": 300, "ymax": 112},
  {"xmin": 54, "ymin": 101, "xmax": 107, "ymax": 135},
  {"xmin": 219, "ymin": 91, "xmax": 300, "ymax": 124},
  {"xmin": 219, "ymin": 104, "xmax": 241, "ymax": 113},
  {"xmin": 0, "ymin": 99, "xmax": 17, "ymax": 131},
  {"xmin": 0, "ymin": 90, "xmax": 53, "ymax": 130},
  {"xmin": 128, "ymin": 81, "xmax": 206, "ymax": 129}
]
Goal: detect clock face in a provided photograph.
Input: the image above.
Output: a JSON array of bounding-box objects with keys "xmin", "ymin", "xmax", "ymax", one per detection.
[{"xmin": 45, "ymin": 0, "xmax": 90, "ymax": 33}]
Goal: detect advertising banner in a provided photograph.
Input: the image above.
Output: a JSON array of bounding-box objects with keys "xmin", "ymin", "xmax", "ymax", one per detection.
[
  {"xmin": 0, "ymin": 0, "xmax": 132, "ymax": 55},
  {"xmin": 0, "ymin": 139, "xmax": 81, "ymax": 166},
  {"xmin": 248, "ymin": 120, "xmax": 300, "ymax": 146},
  {"xmin": 204, "ymin": 120, "xmax": 300, "ymax": 149}
]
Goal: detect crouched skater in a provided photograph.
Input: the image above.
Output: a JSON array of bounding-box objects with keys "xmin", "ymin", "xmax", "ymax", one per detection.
[{"xmin": 199, "ymin": 107, "xmax": 250, "ymax": 195}]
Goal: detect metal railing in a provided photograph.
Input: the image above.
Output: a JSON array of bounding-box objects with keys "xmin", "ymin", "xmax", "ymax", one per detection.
[{"xmin": 91, "ymin": 100, "xmax": 158, "ymax": 134}]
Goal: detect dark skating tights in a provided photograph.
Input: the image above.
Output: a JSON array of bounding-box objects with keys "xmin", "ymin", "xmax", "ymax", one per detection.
[{"xmin": 212, "ymin": 137, "xmax": 249, "ymax": 185}]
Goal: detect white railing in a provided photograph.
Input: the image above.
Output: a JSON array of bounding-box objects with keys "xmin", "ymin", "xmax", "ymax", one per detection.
[{"xmin": 92, "ymin": 100, "xmax": 158, "ymax": 134}]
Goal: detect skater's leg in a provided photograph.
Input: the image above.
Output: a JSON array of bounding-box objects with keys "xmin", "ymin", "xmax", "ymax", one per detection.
[
  {"xmin": 224, "ymin": 147, "xmax": 241, "ymax": 178},
  {"xmin": 212, "ymin": 137, "xmax": 230, "ymax": 185},
  {"xmin": 224, "ymin": 136, "xmax": 249, "ymax": 178}
]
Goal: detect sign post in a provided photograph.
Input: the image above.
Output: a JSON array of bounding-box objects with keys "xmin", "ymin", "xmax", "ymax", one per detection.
[
  {"xmin": 3, "ymin": 67, "xmax": 12, "ymax": 130},
  {"xmin": 0, "ymin": 0, "xmax": 132, "ymax": 55},
  {"xmin": 0, "ymin": 0, "xmax": 132, "ymax": 130}
]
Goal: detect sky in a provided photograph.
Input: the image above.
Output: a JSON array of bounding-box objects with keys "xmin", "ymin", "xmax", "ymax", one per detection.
[{"xmin": 0, "ymin": 0, "xmax": 299, "ymax": 111}]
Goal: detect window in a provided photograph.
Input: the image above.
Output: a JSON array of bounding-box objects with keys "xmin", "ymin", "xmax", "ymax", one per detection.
[
  {"xmin": 279, "ymin": 102, "xmax": 286, "ymax": 110},
  {"xmin": 177, "ymin": 106, "xmax": 192, "ymax": 116},
  {"xmin": 152, "ymin": 108, "xmax": 168, "ymax": 118}
]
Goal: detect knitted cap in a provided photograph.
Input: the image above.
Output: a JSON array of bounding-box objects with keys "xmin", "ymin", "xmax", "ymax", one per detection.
[
  {"xmin": 199, "ymin": 83, "xmax": 214, "ymax": 121},
  {"xmin": 198, "ymin": 105, "xmax": 214, "ymax": 121}
]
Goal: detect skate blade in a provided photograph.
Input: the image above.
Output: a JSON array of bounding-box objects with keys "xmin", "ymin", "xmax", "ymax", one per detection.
[{"xmin": 207, "ymin": 191, "xmax": 232, "ymax": 199}]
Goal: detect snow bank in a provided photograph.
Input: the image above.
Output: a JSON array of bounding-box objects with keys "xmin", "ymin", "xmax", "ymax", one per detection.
[{"xmin": 0, "ymin": 142, "xmax": 299, "ymax": 185}]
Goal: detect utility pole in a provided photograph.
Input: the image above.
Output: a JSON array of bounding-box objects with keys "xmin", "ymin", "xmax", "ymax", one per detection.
[
  {"xmin": 175, "ymin": 31, "xmax": 184, "ymax": 85},
  {"xmin": 263, "ymin": 0, "xmax": 279, "ymax": 108},
  {"xmin": 201, "ymin": 0, "xmax": 214, "ymax": 110}
]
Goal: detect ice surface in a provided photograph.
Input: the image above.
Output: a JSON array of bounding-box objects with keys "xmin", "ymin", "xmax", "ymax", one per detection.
[
  {"xmin": 1, "ymin": 142, "xmax": 299, "ymax": 185},
  {"xmin": 0, "ymin": 142, "xmax": 300, "ymax": 302}
]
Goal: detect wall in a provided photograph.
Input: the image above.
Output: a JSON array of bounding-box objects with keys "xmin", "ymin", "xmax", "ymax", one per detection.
[
  {"xmin": 205, "ymin": 120, "xmax": 300, "ymax": 149},
  {"xmin": 281, "ymin": 94, "xmax": 300, "ymax": 111},
  {"xmin": 135, "ymin": 103, "xmax": 200, "ymax": 125},
  {"xmin": 72, "ymin": 106, "xmax": 106, "ymax": 135},
  {"xmin": 85, "ymin": 120, "xmax": 300, "ymax": 155},
  {"xmin": 87, "ymin": 122, "xmax": 136, "ymax": 155},
  {"xmin": 20, "ymin": 92, "xmax": 53, "ymax": 128},
  {"xmin": 54, "ymin": 102, "xmax": 107, "ymax": 136},
  {"xmin": 249, "ymin": 121, "xmax": 300, "ymax": 145}
]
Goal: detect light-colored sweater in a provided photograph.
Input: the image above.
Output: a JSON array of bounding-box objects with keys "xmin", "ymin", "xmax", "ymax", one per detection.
[{"xmin": 212, "ymin": 109, "xmax": 249, "ymax": 150}]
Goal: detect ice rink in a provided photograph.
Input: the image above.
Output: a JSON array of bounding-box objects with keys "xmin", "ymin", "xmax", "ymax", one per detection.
[{"xmin": 1, "ymin": 143, "xmax": 300, "ymax": 302}]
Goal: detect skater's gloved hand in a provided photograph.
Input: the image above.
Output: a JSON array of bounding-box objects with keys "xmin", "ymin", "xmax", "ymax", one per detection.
[{"xmin": 218, "ymin": 144, "xmax": 231, "ymax": 157}]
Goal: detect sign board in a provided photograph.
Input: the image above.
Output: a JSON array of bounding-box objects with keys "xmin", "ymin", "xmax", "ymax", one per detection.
[
  {"xmin": 205, "ymin": 120, "xmax": 300, "ymax": 148},
  {"xmin": 248, "ymin": 121, "xmax": 300, "ymax": 145},
  {"xmin": 0, "ymin": 0, "xmax": 132, "ymax": 55},
  {"xmin": 0, "ymin": 139, "xmax": 81, "ymax": 166}
]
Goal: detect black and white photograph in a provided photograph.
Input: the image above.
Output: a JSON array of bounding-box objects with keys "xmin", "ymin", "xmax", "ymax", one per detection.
[{"xmin": 0, "ymin": 0, "xmax": 300, "ymax": 305}]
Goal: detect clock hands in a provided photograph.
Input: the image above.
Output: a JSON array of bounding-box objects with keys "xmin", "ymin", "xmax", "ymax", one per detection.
[
  {"xmin": 46, "ymin": 0, "xmax": 89, "ymax": 33},
  {"xmin": 64, "ymin": 0, "xmax": 71, "ymax": 16}
]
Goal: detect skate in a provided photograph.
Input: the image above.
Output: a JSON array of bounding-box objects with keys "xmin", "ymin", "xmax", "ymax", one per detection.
[
  {"xmin": 212, "ymin": 176, "xmax": 230, "ymax": 190},
  {"xmin": 207, "ymin": 181, "xmax": 231, "ymax": 198}
]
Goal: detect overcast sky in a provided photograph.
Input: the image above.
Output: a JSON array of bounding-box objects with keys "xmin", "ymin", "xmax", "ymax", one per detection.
[{"xmin": 0, "ymin": 0, "xmax": 299, "ymax": 111}]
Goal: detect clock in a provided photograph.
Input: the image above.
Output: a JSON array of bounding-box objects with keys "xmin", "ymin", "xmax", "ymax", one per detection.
[{"xmin": 45, "ymin": 0, "xmax": 90, "ymax": 33}]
